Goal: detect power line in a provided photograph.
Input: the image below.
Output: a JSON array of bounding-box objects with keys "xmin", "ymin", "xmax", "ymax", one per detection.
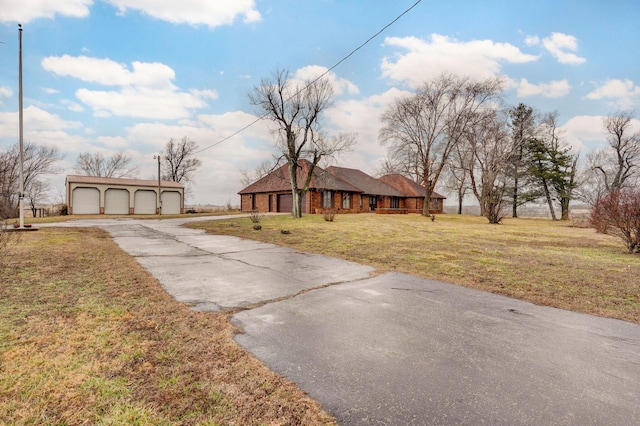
[{"xmin": 194, "ymin": 0, "xmax": 422, "ymax": 154}]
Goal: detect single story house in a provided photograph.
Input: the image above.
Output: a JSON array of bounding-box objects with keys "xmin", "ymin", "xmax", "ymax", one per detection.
[
  {"xmin": 66, "ymin": 175, "xmax": 185, "ymax": 215},
  {"xmin": 379, "ymin": 174, "xmax": 446, "ymax": 214},
  {"xmin": 238, "ymin": 160, "xmax": 446, "ymax": 214}
]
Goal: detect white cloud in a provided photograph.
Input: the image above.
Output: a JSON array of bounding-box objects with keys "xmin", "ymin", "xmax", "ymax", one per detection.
[
  {"xmin": 96, "ymin": 135, "xmax": 129, "ymax": 149},
  {"xmin": 524, "ymin": 35, "xmax": 540, "ymax": 46},
  {"xmin": 61, "ymin": 99, "xmax": 85, "ymax": 112},
  {"xmin": 104, "ymin": 0, "xmax": 261, "ymax": 27},
  {"xmin": 0, "ymin": 0, "xmax": 92, "ymax": 23},
  {"xmin": 326, "ymin": 88, "xmax": 412, "ymax": 174},
  {"xmin": 0, "ymin": 106, "xmax": 86, "ymax": 154},
  {"xmin": 381, "ymin": 34, "xmax": 539, "ymax": 87},
  {"xmin": 542, "ymin": 32, "xmax": 586, "ymax": 65},
  {"xmin": 0, "ymin": 87, "xmax": 11, "ymax": 106},
  {"xmin": 42, "ymin": 55, "xmax": 214, "ymax": 119},
  {"xmin": 43, "ymin": 88, "xmax": 60, "ymax": 94},
  {"xmin": 294, "ymin": 65, "xmax": 360, "ymax": 96},
  {"xmin": 585, "ymin": 79, "xmax": 640, "ymax": 109},
  {"xmin": 561, "ymin": 115, "xmax": 607, "ymax": 152},
  {"xmin": 42, "ymin": 55, "xmax": 177, "ymax": 89},
  {"xmin": 76, "ymin": 87, "xmax": 208, "ymax": 119},
  {"xmin": 190, "ymin": 89, "xmax": 219, "ymax": 100},
  {"xmin": 517, "ymin": 78, "xmax": 571, "ymax": 98}
]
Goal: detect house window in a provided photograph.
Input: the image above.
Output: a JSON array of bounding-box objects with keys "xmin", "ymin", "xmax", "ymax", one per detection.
[
  {"xmin": 342, "ymin": 192, "xmax": 351, "ymax": 209},
  {"xmin": 323, "ymin": 190, "xmax": 333, "ymax": 208},
  {"xmin": 251, "ymin": 194, "xmax": 256, "ymax": 210},
  {"xmin": 430, "ymin": 198, "xmax": 440, "ymax": 210},
  {"xmin": 390, "ymin": 197, "xmax": 400, "ymax": 209}
]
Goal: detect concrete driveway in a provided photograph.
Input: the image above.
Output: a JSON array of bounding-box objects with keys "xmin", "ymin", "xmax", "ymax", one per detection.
[{"xmin": 59, "ymin": 216, "xmax": 640, "ymax": 425}]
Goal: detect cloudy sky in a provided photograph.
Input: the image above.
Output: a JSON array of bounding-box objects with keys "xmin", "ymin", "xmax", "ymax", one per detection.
[{"xmin": 1, "ymin": 0, "xmax": 639, "ymax": 205}]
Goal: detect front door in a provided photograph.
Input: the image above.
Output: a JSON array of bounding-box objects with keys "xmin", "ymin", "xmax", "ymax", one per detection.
[{"xmin": 369, "ymin": 196, "xmax": 377, "ymax": 211}]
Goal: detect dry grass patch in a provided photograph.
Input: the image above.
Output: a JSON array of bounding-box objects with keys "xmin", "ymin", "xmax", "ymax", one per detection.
[
  {"xmin": 0, "ymin": 227, "xmax": 335, "ymax": 425},
  {"xmin": 188, "ymin": 214, "xmax": 640, "ymax": 324}
]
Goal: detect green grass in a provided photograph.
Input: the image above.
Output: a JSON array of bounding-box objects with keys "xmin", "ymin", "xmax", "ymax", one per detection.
[{"xmin": 188, "ymin": 213, "xmax": 640, "ymax": 323}]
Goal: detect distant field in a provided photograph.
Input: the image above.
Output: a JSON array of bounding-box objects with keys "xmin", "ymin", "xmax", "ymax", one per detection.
[{"xmin": 188, "ymin": 213, "xmax": 640, "ymax": 324}]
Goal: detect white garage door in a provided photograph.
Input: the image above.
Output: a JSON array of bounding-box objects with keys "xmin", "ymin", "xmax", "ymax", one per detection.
[
  {"xmin": 72, "ymin": 187, "xmax": 100, "ymax": 214},
  {"xmin": 134, "ymin": 190, "xmax": 157, "ymax": 214},
  {"xmin": 161, "ymin": 191, "xmax": 181, "ymax": 214},
  {"xmin": 104, "ymin": 189, "xmax": 129, "ymax": 214}
]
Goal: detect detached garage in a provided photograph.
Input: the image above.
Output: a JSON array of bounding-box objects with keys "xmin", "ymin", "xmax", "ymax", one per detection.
[{"xmin": 66, "ymin": 175, "xmax": 185, "ymax": 215}]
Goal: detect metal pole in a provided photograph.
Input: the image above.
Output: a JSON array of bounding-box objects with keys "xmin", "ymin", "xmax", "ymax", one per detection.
[
  {"xmin": 18, "ymin": 24, "xmax": 24, "ymax": 229},
  {"xmin": 154, "ymin": 154, "xmax": 161, "ymax": 214}
]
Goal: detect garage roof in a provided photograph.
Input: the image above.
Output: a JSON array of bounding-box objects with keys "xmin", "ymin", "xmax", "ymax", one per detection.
[{"xmin": 66, "ymin": 175, "xmax": 184, "ymax": 189}]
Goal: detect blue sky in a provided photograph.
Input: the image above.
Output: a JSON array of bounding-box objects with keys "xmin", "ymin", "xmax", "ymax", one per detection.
[{"xmin": 1, "ymin": 0, "xmax": 639, "ymax": 205}]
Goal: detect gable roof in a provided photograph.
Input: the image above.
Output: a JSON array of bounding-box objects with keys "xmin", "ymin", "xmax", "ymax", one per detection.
[
  {"xmin": 66, "ymin": 175, "xmax": 184, "ymax": 189},
  {"xmin": 238, "ymin": 160, "xmax": 360, "ymax": 195},
  {"xmin": 326, "ymin": 166, "xmax": 403, "ymax": 197},
  {"xmin": 379, "ymin": 174, "xmax": 446, "ymax": 199},
  {"xmin": 238, "ymin": 161, "xmax": 447, "ymax": 200}
]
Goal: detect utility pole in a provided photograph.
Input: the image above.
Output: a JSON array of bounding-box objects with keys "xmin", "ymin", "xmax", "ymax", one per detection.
[
  {"xmin": 154, "ymin": 154, "xmax": 162, "ymax": 214},
  {"xmin": 18, "ymin": 24, "xmax": 25, "ymax": 229}
]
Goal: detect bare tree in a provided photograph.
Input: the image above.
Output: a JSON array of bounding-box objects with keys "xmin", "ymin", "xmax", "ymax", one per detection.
[
  {"xmin": 445, "ymin": 141, "xmax": 474, "ymax": 215},
  {"xmin": 162, "ymin": 137, "xmax": 202, "ymax": 184},
  {"xmin": 380, "ymin": 73, "xmax": 504, "ymax": 216},
  {"xmin": 596, "ymin": 111, "xmax": 639, "ymax": 192},
  {"xmin": 249, "ymin": 68, "xmax": 355, "ymax": 218},
  {"xmin": 0, "ymin": 142, "xmax": 64, "ymax": 218},
  {"xmin": 240, "ymin": 157, "xmax": 283, "ymax": 187},
  {"xmin": 591, "ymin": 188, "xmax": 640, "ymax": 253},
  {"xmin": 581, "ymin": 150, "xmax": 611, "ymax": 206},
  {"xmin": 74, "ymin": 151, "xmax": 139, "ymax": 178},
  {"xmin": 466, "ymin": 110, "xmax": 513, "ymax": 223},
  {"xmin": 27, "ymin": 180, "xmax": 48, "ymax": 217}
]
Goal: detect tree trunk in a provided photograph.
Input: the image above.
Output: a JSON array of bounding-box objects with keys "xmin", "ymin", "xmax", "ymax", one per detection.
[
  {"xmin": 288, "ymin": 160, "xmax": 302, "ymax": 218},
  {"xmin": 560, "ymin": 196, "xmax": 570, "ymax": 220},
  {"xmin": 422, "ymin": 180, "xmax": 432, "ymax": 216},
  {"xmin": 457, "ymin": 188, "xmax": 463, "ymax": 215},
  {"xmin": 291, "ymin": 190, "xmax": 302, "ymax": 218},
  {"xmin": 541, "ymin": 177, "xmax": 557, "ymax": 220},
  {"xmin": 512, "ymin": 171, "xmax": 518, "ymax": 218}
]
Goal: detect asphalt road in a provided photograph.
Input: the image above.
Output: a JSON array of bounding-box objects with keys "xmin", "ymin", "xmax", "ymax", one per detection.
[{"xmin": 59, "ymin": 217, "xmax": 640, "ymax": 425}]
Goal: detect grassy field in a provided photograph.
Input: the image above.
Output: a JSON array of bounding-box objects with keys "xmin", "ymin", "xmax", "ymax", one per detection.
[
  {"xmin": 0, "ymin": 227, "xmax": 335, "ymax": 425},
  {"xmin": 188, "ymin": 213, "xmax": 640, "ymax": 324}
]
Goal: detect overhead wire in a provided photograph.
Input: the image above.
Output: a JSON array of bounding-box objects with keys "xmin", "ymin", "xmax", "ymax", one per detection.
[{"xmin": 194, "ymin": 0, "xmax": 422, "ymax": 154}]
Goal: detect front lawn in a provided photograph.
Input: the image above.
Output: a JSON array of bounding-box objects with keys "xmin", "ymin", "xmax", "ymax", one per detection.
[{"xmin": 0, "ymin": 227, "xmax": 334, "ymax": 425}]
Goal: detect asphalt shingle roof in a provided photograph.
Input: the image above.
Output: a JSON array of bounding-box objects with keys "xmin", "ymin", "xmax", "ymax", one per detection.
[
  {"xmin": 238, "ymin": 161, "xmax": 446, "ymax": 199},
  {"xmin": 66, "ymin": 175, "xmax": 184, "ymax": 188},
  {"xmin": 238, "ymin": 160, "xmax": 360, "ymax": 194},
  {"xmin": 326, "ymin": 166, "xmax": 404, "ymax": 197},
  {"xmin": 379, "ymin": 174, "xmax": 446, "ymax": 199}
]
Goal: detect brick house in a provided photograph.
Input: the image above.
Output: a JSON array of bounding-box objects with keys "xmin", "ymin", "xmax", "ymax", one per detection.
[
  {"xmin": 379, "ymin": 174, "xmax": 446, "ymax": 214},
  {"xmin": 238, "ymin": 160, "xmax": 446, "ymax": 214}
]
